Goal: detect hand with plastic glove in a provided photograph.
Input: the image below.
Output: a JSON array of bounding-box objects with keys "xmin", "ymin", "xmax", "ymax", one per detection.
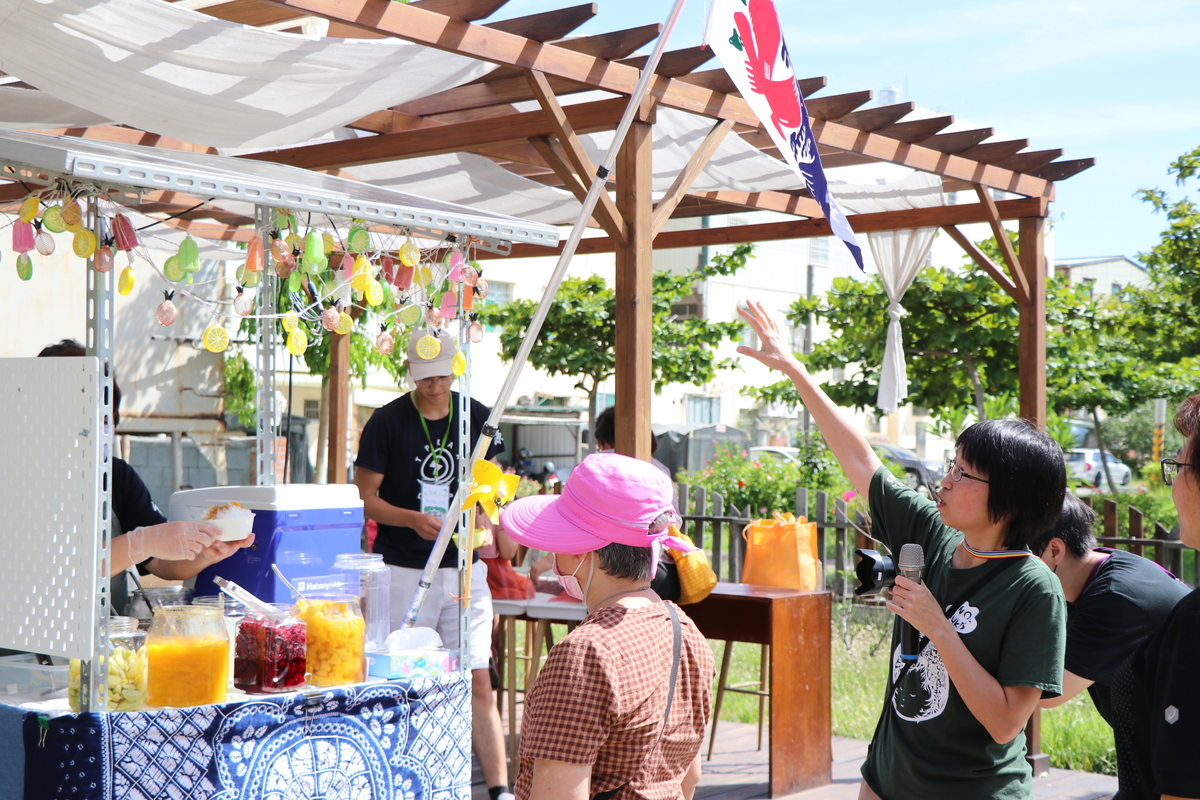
[{"xmin": 123, "ymin": 521, "xmax": 219, "ymax": 564}]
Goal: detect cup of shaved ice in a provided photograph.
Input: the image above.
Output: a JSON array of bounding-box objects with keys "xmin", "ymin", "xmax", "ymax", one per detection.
[{"xmin": 202, "ymin": 502, "xmax": 255, "ymax": 542}]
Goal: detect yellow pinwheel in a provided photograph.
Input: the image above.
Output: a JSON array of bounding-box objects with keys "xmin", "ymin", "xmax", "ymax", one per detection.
[{"xmin": 464, "ymin": 459, "xmax": 520, "ymax": 524}]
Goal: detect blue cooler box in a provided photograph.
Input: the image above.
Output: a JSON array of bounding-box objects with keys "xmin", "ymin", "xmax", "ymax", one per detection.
[{"xmin": 169, "ymin": 485, "xmax": 364, "ymax": 603}]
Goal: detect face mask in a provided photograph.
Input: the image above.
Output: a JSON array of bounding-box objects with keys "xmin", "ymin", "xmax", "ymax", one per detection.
[{"xmin": 553, "ymin": 553, "xmax": 593, "ymax": 601}]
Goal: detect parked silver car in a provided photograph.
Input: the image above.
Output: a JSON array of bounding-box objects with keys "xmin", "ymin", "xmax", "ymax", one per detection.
[{"xmin": 1066, "ymin": 448, "xmax": 1132, "ymax": 486}]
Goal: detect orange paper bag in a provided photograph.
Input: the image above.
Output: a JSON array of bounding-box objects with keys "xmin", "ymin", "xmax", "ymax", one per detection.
[{"xmin": 741, "ymin": 512, "xmax": 819, "ymax": 590}]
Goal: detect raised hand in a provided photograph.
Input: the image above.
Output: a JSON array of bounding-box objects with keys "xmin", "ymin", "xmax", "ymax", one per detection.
[{"xmin": 736, "ymin": 300, "xmax": 800, "ymax": 373}]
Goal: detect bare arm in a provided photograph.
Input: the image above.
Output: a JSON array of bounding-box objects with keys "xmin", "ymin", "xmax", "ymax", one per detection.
[
  {"xmin": 354, "ymin": 465, "xmax": 442, "ymax": 540},
  {"xmin": 889, "ymin": 575, "xmax": 1044, "ymax": 742},
  {"xmin": 737, "ymin": 301, "xmax": 882, "ymax": 495},
  {"xmin": 529, "ymin": 758, "xmax": 590, "ymax": 800},
  {"xmin": 682, "ymin": 751, "xmax": 702, "ymax": 800},
  {"xmin": 1039, "ymin": 669, "xmax": 1094, "ymax": 709}
]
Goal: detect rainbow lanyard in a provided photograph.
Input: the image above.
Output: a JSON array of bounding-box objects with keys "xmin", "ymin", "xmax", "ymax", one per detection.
[{"xmin": 962, "ymin": 541, "xmax": 1033, "ymax": 559}]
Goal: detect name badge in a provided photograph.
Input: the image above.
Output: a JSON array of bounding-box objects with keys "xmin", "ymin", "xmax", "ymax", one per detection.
[{"xmin": 420, "ymin": 481, "xmax": 451, "ymax": 521}]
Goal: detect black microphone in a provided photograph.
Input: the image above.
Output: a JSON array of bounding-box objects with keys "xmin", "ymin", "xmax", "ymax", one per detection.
[{"xmin": 898, "ymin": 543, "xmax": 924, "ymax": 662}]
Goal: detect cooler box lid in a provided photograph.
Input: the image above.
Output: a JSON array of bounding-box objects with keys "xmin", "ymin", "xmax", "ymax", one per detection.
[{"xmin": 168, "ymin": 484, "xmax": 364, "ymax": 517}]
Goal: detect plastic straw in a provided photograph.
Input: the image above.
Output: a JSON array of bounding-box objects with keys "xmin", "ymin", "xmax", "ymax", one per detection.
[{"xmin": 402, "ymin": 0, "xmax": 692, "ymax": 629}]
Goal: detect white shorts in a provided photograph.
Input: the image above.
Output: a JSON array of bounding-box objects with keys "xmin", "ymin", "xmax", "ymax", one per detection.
[{"xmin": 388, "ymin": 560, "xmax": 493, "ymax": 671}]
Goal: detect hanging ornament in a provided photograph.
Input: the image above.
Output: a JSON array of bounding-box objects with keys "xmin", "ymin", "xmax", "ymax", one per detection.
[
  {"xmin": 13, "ymin": 220, "xmax": 35, "ymax": 253},
  {"xmin": 302, "ymin": 231, "xmax": 323, "ymax": 273},
  {"xmin": 34, "ymin": 229, "xmax": 55, "ymax": 257},
  {"xmin": 178, "ymin": 236, "xmax": 200, "ymax": 283},
  {"xmin": 237, "ymin": 265, "xmax": 261, "ymax": 288},
  {"xmin": 399, "ymin": 240, "xmax": 420, "ymax": 268},
  {"xmin": 397, "ymin": 303, "xmax": 422, "ymax": 326},
  {"xmin": 414, "ymin": 332, "xmax": 441, "ymax": 360},
  {"xmin": 438, "ymin": 290, "xmax": 458, "ymax": 321},
  {"xmin": 117, "ymin": 265, "xmax": 135, "ymax": 296},
  {"xmin": 395, "ymin": 263, "xmax": 415, "ymax": 291},
  {"xmin": 335, "ymin": 311, "xmax": 353, "ymax": 336},
  {"xmin": 163, "ymin": 255, "xmax": 185, "ymax": 282},
  {"xmin": 94, "ymin": 244, "xmax": 114, "ymax": 273},
  {"xmin": 366, "ymin": 278, "xmax": 384, "ymax": 307},
  {"xmin": 321, "ymin": 304, "xmax": 341, "ymax": 331},
  {"xmin": 380, "ymin": 255, "xmax": 396, "ymax": 285},
  {"xmin": 462, "ymin": 284, "xmax": 475, "ymax": 312},
  {"xmin": 444, "ymin": 249, "xmax": 464, "ymax": 282},
  {"xmin": 202, "ymin": 323, "xmax": 229, "ymax": 353},
  {"xmin": 462, "ymin": 264, "xmax": 480, "ymax": 287},
  {"xmin": 273, "ymin": 208, "xmax": 294, "ymax": 232},
  {"xmin": 62, "ymin": 199, "xmax": 84, "ymax": 232},
  {"xmin": 287, "ymin": 270, "xmax": 302, "ymax": 292},
  {"xmin": 233, "ymin": 287, "xmax": 253, "ymax": 317},
  {"xmin": 474, "ymin": 277, "xmax": 489, "ymax": 300},
  {"xmin": 112, "ymin": 213, "xmax": 138, "ymax": 252},
  {"xmin": 451, "ymin": 349, "xmax": 466, "ymax": 377},
  {"xmin": 286, "ymin": 327, "xmax": 308, "ymax": 356},
  {"xmin": 375, "ymin": 325, "xmax": 394, "ymax": 355},
  {"xmin": 351, "ymin": 256, "xmax": 372, "ymax": 292},
  {"xmin": 72, "ymin": 229, "xmax": 97, "ymax": 259},
  {"xmin": 468, "ymin": 319, "xmax": 484, "ymax": 344},
  {"xmin": 417, "ymin": 265, "xmax": 433, "ymax": 287},
  {"xmin": 425, "ymin": 306, "xmax": 443, "ymax": 328},
  {"xmin": 285, "ymin": 232, "xmax": 302, "ymax": 252},
  {"xmin": 275, "ymin": 249, "xmax": 296, "ymax": 278},
  {"xmin": 322, "ymin": 232, "xmax": 335, "ymax": 255},
  {"xmin": 156, "ymin": 291, "xmax": 177, "ymax": 326},
  {"xmin": 347, "ymin": 225, "xmax": 370, "ymax": 253},
  {"xmin": 18, "ymin": 196, "xmax": 39, "ymax": 223},
  {"xmin": 270, "ymin": 236, "xmax": 288, "ymax": 263},
  {"xmin": 15, "ymin": 252, "xmax": 33, "ymax": 281},
  {"xmin": 282, "ymin": 311, "xmax": 299, "ymax": 333},
  {"xmin": 42, "ymin": 205, "xmax": 66, "ymax": 234},
  {"xmin": 246, "ymin": 237, "xmax": 264, "ymax": 273}
]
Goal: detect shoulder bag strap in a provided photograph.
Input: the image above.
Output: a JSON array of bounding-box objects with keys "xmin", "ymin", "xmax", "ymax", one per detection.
[{"xmin": 591, "ymin": 603, "xmax": 682, "ymax": 800}]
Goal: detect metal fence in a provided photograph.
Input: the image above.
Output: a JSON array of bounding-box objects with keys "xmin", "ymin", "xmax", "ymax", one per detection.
[{"xmin": 1084, "ymin": 496, "xmax": 1195, "ymax": 586}]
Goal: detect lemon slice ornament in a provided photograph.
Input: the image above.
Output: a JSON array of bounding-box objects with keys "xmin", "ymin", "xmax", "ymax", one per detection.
[
  {"xmin": 287, "ymin": 327, "xmax": 308, "ymax": 356},
  {"xmin": 117, "ymin": 266, "xmax": 135, "ymax": 296},
  {"xmin": 203, "ymin": 324, "xmax": 229, "ymax": 353},
  {"xmin": 18, "ymin": 196, "xmax": 39, "ymax": 223},
  {"xmin": 399, "ymin": 241, "xmax": 420, "ymax": 268},
  {"xmin": 397, "ymin": 303, "xmax": 422, "ymax": 326},
  {"xmin": 414, "ymin": 332, "xmax": 441, "ymax": 360},
  {"xmin": 42, "ymin": 205, "xmax": 66, "ymax": 234},
  {"xmin": 62, "ymin": 199, "xmax": 84, "ymax": 232},
  {"xmin": 348, "ymin": 224, "xmax": 370, "ymax": 253},
  {"xmin": 73, "ymin": 230, "xmax": 97, "ymax": 259},
  {"xmin": 366, "ymin": 278, "xmax": 384, "ymax": 307},
  {"xmin": 335, "ymin": 312, "xmax": 353, "ymax": 335},
  {"xmin": 282, "ymin": 310, "xmax": 299, "ymax": 333}
]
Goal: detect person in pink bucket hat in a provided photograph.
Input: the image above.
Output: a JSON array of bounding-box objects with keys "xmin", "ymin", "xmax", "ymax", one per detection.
[{"xmin": 502, "ymin": 452, "xmax": 714, "ymax": 800}]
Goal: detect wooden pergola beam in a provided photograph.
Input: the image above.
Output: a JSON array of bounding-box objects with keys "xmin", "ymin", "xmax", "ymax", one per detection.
[
  {"xmin": 974, "ymin": 183, "xmax": 1030, "ymax": 300},
  {"xmin": 651, "ymin": 119, "xmax": 734, "ymax": 237},
  {"xmin": 882, "ymin": 115, "xmax": 954, "ymax": 143},
  {"xmin": 489, "ymin": 196, "xmax": 1049, "ymax": 259},
  {"xmin": 525, "ymin": 70, "xmax": 629, "ymax": 247},
  {"xmin": 941, "ymin": 224, "xmax": 1024, "ymax": 304},
  {"xmin": 255, "ymin": 0, "xmax": 1056, "ymax": 197},
  {"xmin": 463, "ymin": 22, "xmax": 662, "ymax": 86}
]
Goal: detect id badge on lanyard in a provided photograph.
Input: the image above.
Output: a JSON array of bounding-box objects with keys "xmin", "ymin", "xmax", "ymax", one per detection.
[{"xmin": 419, "ymin": 481, "xmax": 451, "ymax": 521}]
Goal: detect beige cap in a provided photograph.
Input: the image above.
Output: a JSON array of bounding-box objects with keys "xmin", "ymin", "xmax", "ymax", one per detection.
[{"xmin": 407, "ymin": 329, "xmax": 454, "ymax": 381}]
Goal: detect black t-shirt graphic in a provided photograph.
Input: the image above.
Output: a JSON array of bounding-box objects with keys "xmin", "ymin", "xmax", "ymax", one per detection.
[{"xmin": 355, "ymin": 392, "xmax": 503, "ymax": 570}]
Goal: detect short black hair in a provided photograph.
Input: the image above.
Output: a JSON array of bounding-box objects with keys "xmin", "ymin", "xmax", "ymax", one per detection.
[
  {"xmin": 595, "ymin": 541, "xmax": 654, "ymax": 581},
  {"xmin": 38, "ymin": 339, "xmax": 122, "ymax": 427},
  {"xmin": 1030, "ymin": 493, "xmax": 1096, "ymax": 558},
  {"xmin": 956, "ymin": 418, "xmax": 1067, "ymax": 550},
  {"xmin": 594, "ymin": 406, "xmax": 615, "ymax": 450}
]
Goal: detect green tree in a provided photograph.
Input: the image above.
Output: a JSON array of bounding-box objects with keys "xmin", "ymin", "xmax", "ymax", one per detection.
[{"xmin": 475, "ymin": 245, "xmax": 753, "ymax": 429}]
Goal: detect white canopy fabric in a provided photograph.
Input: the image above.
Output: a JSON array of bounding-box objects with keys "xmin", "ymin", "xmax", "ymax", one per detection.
[
  {"xmin": 0, "ymin": 86, "xmax": 112, "ymax": 129},
  {"xmin": 0, "ymin": 0, "xmax": 494, "ymax": 148},
  {"xmin": 831, "ymin": 173, "xmax": 945, "ymax": 413}
]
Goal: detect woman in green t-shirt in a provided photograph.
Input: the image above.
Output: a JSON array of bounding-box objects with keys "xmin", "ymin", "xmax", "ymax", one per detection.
[{"xmin": 738, "ymin": 302, "xmax": 1067, "ymax": 800}]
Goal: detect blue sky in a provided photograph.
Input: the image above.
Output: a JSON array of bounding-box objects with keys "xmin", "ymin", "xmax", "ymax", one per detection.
[{"xmin": 501, "ymin": 0, "xmax": 1200, "ymax": 261}]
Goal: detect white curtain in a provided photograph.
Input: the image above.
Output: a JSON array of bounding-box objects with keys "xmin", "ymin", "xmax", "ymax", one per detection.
[
  {"xmin": 831, "ymin": 173, "xmax": 945, "ymax": 414},
  {"xmin": 0, "ymin": 0, "xmax": 493, "ymax": 148}
]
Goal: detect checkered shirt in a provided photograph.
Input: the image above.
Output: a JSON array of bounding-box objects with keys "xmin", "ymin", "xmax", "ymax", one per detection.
[{"xmin": 515, "ymin": 602, "xmax": 714, "ymax": 800}]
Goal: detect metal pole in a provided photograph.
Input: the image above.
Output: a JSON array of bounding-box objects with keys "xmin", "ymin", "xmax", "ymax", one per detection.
[{"xmin": 402, "ymin": 0, "xmax": 692, "ymax": 628}]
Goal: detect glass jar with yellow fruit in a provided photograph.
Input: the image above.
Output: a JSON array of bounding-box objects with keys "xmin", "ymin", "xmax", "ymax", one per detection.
[
  {"xmin": 147, "ymin": 605, "xmax": 229, "ymax": 707},
  {"xmin": 68, "ymin": 616, "xmax": 148, "ymax": 712},
  {"xmin": 296, "ymin": 596, "xmax": 365, "ymax": 687}
]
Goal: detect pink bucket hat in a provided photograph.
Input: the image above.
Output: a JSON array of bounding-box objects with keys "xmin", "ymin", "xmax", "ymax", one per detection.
[{"xmin": 501, "ymin": 452, "xmax": 678, "ymax": 554}]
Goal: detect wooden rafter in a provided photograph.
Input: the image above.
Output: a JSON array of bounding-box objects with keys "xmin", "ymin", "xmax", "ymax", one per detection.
[
  {"xmin": 464, "ymin": 22, "xmax": 662, "ymax": 85},
  {"xmin": 973, "ymin": 183, "xmax": 1030, "ymax": 301},
  {"xmin": 491, "ymin": 197, "xmax": 1049, "ymax": 259},
  {"xmin": 525, "ymin": 70, "xmax": 628, "ymax": 246},
  {"xmin": 941, "ymin": 224, "xmax": 1024, "ymax": 304},
  {"xmin": 651, "ymin": 119, "xmax": 734, "ymax": 236}
]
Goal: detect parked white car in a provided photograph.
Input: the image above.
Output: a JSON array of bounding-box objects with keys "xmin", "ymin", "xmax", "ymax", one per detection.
[{"xmin": 1066, "ymin": 449, "xmax": 1132, "ymax": 487}]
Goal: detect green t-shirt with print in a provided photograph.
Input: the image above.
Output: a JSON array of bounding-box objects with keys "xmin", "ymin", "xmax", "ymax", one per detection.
[{"xmin": 860, "ymin": 467, "xmax": 1066, "ymax": 800}]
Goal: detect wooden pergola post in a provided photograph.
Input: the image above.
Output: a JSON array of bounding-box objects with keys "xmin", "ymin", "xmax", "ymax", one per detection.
[
  {"xmin": 1017, "ymin": 215, "xmax": 1048, "ymax": 429},
  {"xmin": 613, "ymin": 107, "xmax": 656, "ymax": 460}
]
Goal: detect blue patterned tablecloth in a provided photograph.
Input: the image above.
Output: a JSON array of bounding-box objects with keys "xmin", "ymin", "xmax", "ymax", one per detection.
[{"xmin": 20, "ymin": 673, "xmax": 471, "ymax": 800}]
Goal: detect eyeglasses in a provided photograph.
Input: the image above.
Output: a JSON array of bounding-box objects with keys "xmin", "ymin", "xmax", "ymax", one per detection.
[
  {"xmin": 415, "ymin": 375, "xmax": 454, "ymax": 387},
  {"xmin": 1161, "ymin": 458, "xmax": 1197, "ymax": 486},
  {"xmin": 944, "ymin": 458, "xmax": 990, "ymax": 484}
]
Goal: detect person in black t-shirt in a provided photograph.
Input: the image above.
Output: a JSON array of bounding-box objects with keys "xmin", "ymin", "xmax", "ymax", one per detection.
[
  {"xmin": 1032, "ymin": 494, "xmax": 1188, "ymax": 726},
  {"xmin": 1110, "ymin": 395, "xmax": 1200, "ymax": 800},
  {"xmin": 354, "ymin": 329, "xmax": 512, "ymax": 800}
]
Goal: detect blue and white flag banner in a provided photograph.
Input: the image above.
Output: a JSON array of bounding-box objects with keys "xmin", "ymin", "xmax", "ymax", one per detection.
[{"xmin": 704, "ymin": 0, "xmax": 864, "ymax": 271}]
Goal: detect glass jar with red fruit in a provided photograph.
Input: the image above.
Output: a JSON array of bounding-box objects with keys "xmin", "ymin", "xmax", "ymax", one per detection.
[{"xmin": 234, "ymin": 604, "xmax": 307, "ymax": 694}]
